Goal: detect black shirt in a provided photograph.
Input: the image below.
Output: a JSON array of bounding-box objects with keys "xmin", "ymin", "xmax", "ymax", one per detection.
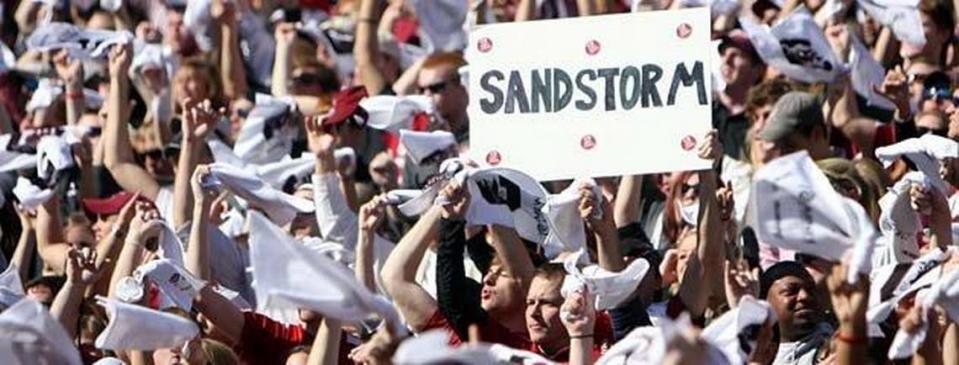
[{"xmin": 712, "ymin": 100, "xmax": 749, "ymax": 161}]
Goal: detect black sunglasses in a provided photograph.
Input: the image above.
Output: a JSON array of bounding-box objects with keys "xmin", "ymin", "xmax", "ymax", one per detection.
[
  {"xmin": 291, "ymin": 73, "xmax": 326, "ymax": 86},
  {"xmin": 419, "ymin": 81, "xmax": 449, "ymax": 94}
]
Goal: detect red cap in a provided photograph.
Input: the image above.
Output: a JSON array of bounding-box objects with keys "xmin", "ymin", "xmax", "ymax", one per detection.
[
  {"xmin": 81, "ymin": 191, "xmax": 139, "ymax": 216},
  {"xmin": 323, "ymin": 86, "xmax": 369, "ymax": 127}
]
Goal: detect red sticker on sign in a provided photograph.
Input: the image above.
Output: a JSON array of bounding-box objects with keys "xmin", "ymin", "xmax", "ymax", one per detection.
[
  {"xmin": 486, "ymin": 151, "xmax": 502, "ymax": 165},
  {"xmin": 676, "ymin": 23, "xmax": 692, "ymax": 39},
  {"xmin": 585, "ymin": 40, "xmax": 601, "ymax": 55},
  {"xmin": 580, "ymin": 135, "xmax": 596, "ymax": 150},
  {"xmin": 681, "ymin": 135, "xmax": 697, "ymax": 151},
  {"xmin": 478, "ymin": 38, "xmax": 493, "ymax": 53}
]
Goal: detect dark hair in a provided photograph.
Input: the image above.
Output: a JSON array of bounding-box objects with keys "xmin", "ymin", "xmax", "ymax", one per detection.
[
  {"xmin": 919, "ymin": 0, "xmax": 955, "ymax": 32},
  {"xmin": 533, "ymin": 263, "xmax": 566, "ymax": 284},
  {"xmin": 745, "ymin": 78, "xmax": 795, "ymax": 123}
]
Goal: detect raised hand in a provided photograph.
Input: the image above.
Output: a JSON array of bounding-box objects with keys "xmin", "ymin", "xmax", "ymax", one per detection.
[
  {"xmin": 724, "ymin": 259, "xmax": 759, "ymax": 309},
  {"xmin": 438, "ymin": 181, "xmax": 470, "ymax": 221},
  {"xmin": 52, "ymin": 49, "xmax": 83, "ymax": 87},
  {"xmin": 108, "ymin": 42, "xmax": 133, "ymax": 77},
  {"xmin": 873, "ymin": 66, "xmax": 910, "ymax": 114},
  {"xmin": 65, "ymin": 246, "xmax": 108, "ymax": 287},
  {"xmin": 305, "ymin": 115, "xmax": 338, "ymax": 157},
  {"xmin": 560, "ymin": 287, "xmax": 596, "ymax": 338},
  {"xmin": 825, "ymin": 262, "xmax": 869, "ymax": 331},
  {"xmin": 698, "ymin": 129, "xmax": 723, "ymax": 162},
  {"xmin": 181, "ymin": 98, "xmax": 221, "ymax": 143},
  {"xmin": 359, "ymin": 195, "xmax": 387, "ymax": 232},
  {"xmin": 125, "ymin": 201, "xmax": 165, "ymax": 247},
  {"xmin": 191, "ymin": 164, "xmax": 218, "ymax": 205}
]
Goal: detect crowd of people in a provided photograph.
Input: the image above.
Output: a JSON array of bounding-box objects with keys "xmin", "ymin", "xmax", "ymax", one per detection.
[{"xmin": 0, "ymin": 0, "xmax": 957, "ymax": 364}]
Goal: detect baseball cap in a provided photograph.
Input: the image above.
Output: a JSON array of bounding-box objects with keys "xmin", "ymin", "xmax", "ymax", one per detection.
[
  {"xmin": 323, "ymin": 86, "xmax": 369, "ymax": 127},
  {"xmin": 760, "ymin": 91, "xmax": 825, "ymax": 142},
  {"xmin": 81, "ymin": 191, "xmax": 139, "ymax": 216},
  {"xmin": 719, "ymin": 30, "xmax": 761, "ymax": 64}
]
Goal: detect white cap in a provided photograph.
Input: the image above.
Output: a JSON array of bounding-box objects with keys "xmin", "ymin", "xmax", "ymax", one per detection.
[{"xmin": 399, "ymin": 130, "xmax": 456, "ymax": 165}]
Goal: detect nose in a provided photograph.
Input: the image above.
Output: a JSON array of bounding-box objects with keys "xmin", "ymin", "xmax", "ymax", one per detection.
[{"xmin": 483, "ymin": 272, "xmax": 497, "ymax": 286}]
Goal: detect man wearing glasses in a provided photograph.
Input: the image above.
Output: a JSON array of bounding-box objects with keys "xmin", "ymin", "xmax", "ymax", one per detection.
[{"xmin": 417, "ymin": 52, "xmax": 469, "ymax": 143}]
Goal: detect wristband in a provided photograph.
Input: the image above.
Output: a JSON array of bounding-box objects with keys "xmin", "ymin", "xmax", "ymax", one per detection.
[
  {"xmin": 65, "ymin": 91, "xmax": 84, "ymax": 100},
  {"xmin": 835, "ymin": 331, "xmax": 865, "ymax": 344}
]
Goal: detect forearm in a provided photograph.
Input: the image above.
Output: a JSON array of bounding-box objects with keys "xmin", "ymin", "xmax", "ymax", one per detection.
[
  {"xmin": 697, "ymin": 170, "xmax": 724, "ymax": 302},
  {"xmin": 271, "ymin": 43, "xmax": 291, "ymax": 97},
  {"xmin": 105, "ymin": 77, "xmax": 133, "ymax": 168},
  {"xmin": 568, "ymin": 337, "xmax": 594, "ymax": 365},
  {"xmin": 109, "ymin": 242, "xmax": 143, "ymax": 298},
  {"xmin": 357, "ymin": 227, "xmax": 377, "ymax": 291},
  {"xmin": 515, "ymin": 0, "xmax": 536, "ymax": 21},
  {"xmin": 12, "ymin": 228, "xmax": 36, "ymax": 280},
  {"xmin": 576, "ymin": 0, "xmax": 595, "ymax": 15},
  {"xmin": 437, "ymin": 219, "xmax": 485, "ymax": 336},
  {"xmin": 50, "ymin": 283, "xmax": 86, "ymax": 338},
  {"xmin": 78, "ymin": 163, "xmax": 96, "ymax": 199},
  {"xmin": 306, "ymin": 318, "xmax": 342, "ymax": 365},
  {"xmin": 194, "ymin": 285, "xmax": 244, "ymax": 345},
  {"xmin": 220, "ymin": 22, "xmax": 248, "ymax": 100},
  {"xmin": 614, "ymin": 175, "xmax": 642, "ymax": 228},
  {"xmin": 340, "ymin": 174, "xmax": 359, "ymax": 213},
  {"xmin": 37, "ymin": 199, "xmax": 68, "ymax": 274},
  {"xmin": 837, "ymin": 319, "xmax": 869, "ymax": 365},
  {"xmin": 382, "ymin": 207, "xmax": 442, "ymax": 284},
  {"xmin": 391, "ymin": 60, "xmax": 424, "ymax": 95},
  {"xmin": 872, "ymin": 26, "xmax": 898, "ymax": 65},
  {"xmin": 174, "ymin": 142, "xmax": 199, "ymax": 227},
  {"xmin": 354, "ymin": 0, "xmax": 387, "ymax": 95},
  {"xmin": 487, "ymin": 225, "xmax": 535, "ymax": 285},
  {"xmin": 187, "ymin": 202, "xmax": 211, "ymax": 281},
  {"xmin": 593, "ymin": 219, "xmax": 625, "ymax": 272},
  {"xmin": 90, "ymin": 229, "xmax": 126, "ymax": 297},
  {"xmin": 64, "ymin": 85, "xmax": 83, "ymax": 126},
  {"xmin": 928, "ymin": 210, "xmax": 953, "ymax": 249},
  {"xmin": 944, "ymin": 322, "xmax": 958, "ymax": 365}
]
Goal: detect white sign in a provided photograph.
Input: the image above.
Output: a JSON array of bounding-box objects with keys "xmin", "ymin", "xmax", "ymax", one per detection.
[{"xmin": 467, "ymin": 8, "xmax": 713, "ymax": 181}]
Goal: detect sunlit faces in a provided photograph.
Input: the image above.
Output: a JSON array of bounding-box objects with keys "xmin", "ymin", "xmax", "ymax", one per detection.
[{"xmin": 524, "ymin": 275, "xmax": 567, "ymax": 350}]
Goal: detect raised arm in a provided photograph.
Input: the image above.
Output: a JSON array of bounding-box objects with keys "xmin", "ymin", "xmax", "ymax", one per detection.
[
  {"xmin": 354, "ymin": 0, "xmax": 388, "ymax": 95},
  {"xmin": 36, "ymin": 196, "xmax": 70, "ymax": 274},
  {"xmin": 89, "ymin": 197, "xmax": 139, "ymax": 297},
  {"xmin": 108, "ymin": 203, "xmax": 163, "ymax": 298},
  {"xmin": 380, "ymin": 206, "xmax": 443, "ymax": 332},
  {"xmin": 187, "ymin": 165, "xmax": 215, "ymax": 281},
  {"xmin": 12, "ymin": 207, "xmax": 37, "ymax": 280},
  {"xmin": 677, "ymin": 131, "xmax": 725, "ymax": 318},
  {"xmin": 213, "ymin": 0, "xmax": 249, "ymax": 101},
  {"xmin": 910, "ymin": 184, "xmax": 954, "ymax": 250},
  {"xmin": 580, "ymin": 184, "xmax": 625, "ymax": 271},
  {"xmin": 271, "ymin": 22, "xmax": 296, "ymax": 97},
  {"xmin": 826, "ymin": 263, "xmax": 869, "ymax": 364},
  {"xmin": 193, "ymin": 284, "xmax": 245, "ymax": 345},
  {"xmin": 173, "ymin": 100, "xmax": 218, "ymax": 227},
  {"xmin": 515, "ymin": 0, "xmax": 537, "ymax": 22},
  {"xmin": 104, "ymin": 42, "xmax": 161, "ymax": 201},
  {"xmin": 53, "ymin": 50, "xmax": 84, "ymax": 126},
  {"xmin": 307, "ymin": 116, "xmax": 360, "ymax": 246},
  {"xmin": 487, "ymin": 224, "xmax": 536, "ymax": 290},
  {"xmin": 306, "ymin": 318, "xmax": 343, "ymax": 365},
  {"xmin": 436, "ymin": 182, "xmax": 487, "ymax": 338},
  {"xmin": 357, "ymin": 196, "xmax": 387, "ymax": 291},
  {"xmin": 614, "ymin": 175, "xmax": 643, "ymax": 228},
  {"xmin": 50, "ymin": 247, "xmax": 108, "ymax": 339}
]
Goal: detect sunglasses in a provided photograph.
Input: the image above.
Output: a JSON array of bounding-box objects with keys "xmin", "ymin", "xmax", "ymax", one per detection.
[
  {"xmin": 419, "ymin": 81, "xmax": 449, "ymax": 94},
  {"xmin": 922, "ymin": 86, "xmax": 955, "ymax": 101},
  {"xmin": 680, "ymin": 182, "xmax": 700, "ymax": 196}
]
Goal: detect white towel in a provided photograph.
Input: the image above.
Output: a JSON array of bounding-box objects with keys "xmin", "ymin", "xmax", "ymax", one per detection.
[
  {"xmin": 0, "ymin": 264, "xmax": 24, "ymax": 309},
  {"xmin": 701, "ymin": 296, "xmax": 776, "ymax": 365},
  {"xmin": 542, "ymin": 178, "xmax": 602, "ymax": 259},
  {"xmin": 849, "ymin": 33, "xmax": 897, "ymax": 111},
  {"xmin": 750, "ymin": 151, "xmax": 877, "ymax": 283},
  {"xmin": 206, "ymin": 163, "xmax": 314, "ymax": 226},
  {"xmin": 359, "ymin": 95, "xmax": 434, "ymax": 132},
  {"xmin": 94, "ymin": 297, "xmax": 199, "ymax": 351},
  {"xmin": 866, "ymin": 247, "xmax": 948, "ymax": 325},
  {"xmin": 562, "ymin": 250, "xmax": 650, "ymax": 310},
  {"xmin": 0, "ymin": 299, "xmax": 82, "ymax": 365},
  {"xmin": 739, "ymin": 7, "xmax": 844, "ymax": 83},
  {"xmin": 875, "ymin": 134, "xmax": 959, "ymax": 194},
  {"xmin": 248, "ymin": 212, "xmax": 404, "ymax": 334},
  {"xmin": 12, "ymin": 177, "xmax": 53, "ymax": 210},
  {"xmin": 26, "ymin": 23, "xmax": 132, "ymax": 60},
  {"xmin": 399, "ymin": 130, "xmax": 455, "ymax": 165},
  {"xmin": 392, "ymin": 329, "xmax": 555, "ymax": 365},
  {"xmin": 858, "ymin": 0, "xmax": 925, "ymax": 46},
  {"xmin": 233, "ymin": 94, "xmax": 298, "ymax": 166},
  {"xmin": 409, "ymin": 0, "xmax": 468, "ymax": 52},
  {"xmin": 465, "ymin": 167, "xmax": 550, "ymax": 244},
  {"xmin": 875, "ymin": 173, "xmax": 926, "ymax": 263},
  {"xmin": 133, "ymin": 259, "xmax": 206, "ymax": 311}
]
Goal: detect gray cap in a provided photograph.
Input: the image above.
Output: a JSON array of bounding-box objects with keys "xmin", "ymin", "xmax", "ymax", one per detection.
[{"xmin": 760, "ymin": 91, "xmax": 824, "ymax": 142}]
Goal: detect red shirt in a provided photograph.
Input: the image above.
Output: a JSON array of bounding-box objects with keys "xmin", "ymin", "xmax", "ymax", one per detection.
[
  {"xmin": 234, "ymin": 312, "xmax": 312, "ymax": 365},
  {"xmin": 528, "ymin": 311, "xmax": 614, "ymax": 363},
  {"xmin": 423, "ymin": 309, "xmax": 532, "ymax": 350}
]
